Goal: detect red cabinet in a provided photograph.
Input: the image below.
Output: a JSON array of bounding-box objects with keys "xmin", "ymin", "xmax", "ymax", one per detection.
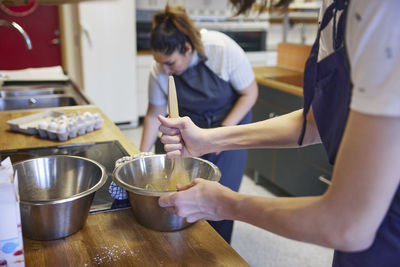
[{"xmin": 0, "ymin": 4, "xmax": 61, "ymax": 70}]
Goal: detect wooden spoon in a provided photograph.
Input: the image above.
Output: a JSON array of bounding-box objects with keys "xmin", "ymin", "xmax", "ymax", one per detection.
[
  {"xmin": 167, "ymin": 76, "xmax": 190, "ymax": 190},
  {"xmin": 168, "ymin": 75, "xmax": 179, "ymax": 120}
]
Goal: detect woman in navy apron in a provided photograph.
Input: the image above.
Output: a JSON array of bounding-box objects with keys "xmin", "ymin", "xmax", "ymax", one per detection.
[
  {"xmin": 157, "ymin": 0, "xmax": 400, "ymax": 265},
  {"xmin": 140, "ymin": 5, "xmax": 258, "ymax": 243},
  {"xmin": 300, "ymin": 0, "xmax": 400, "ymax": 265}
]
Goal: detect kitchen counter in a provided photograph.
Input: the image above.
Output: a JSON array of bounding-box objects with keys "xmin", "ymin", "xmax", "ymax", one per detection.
[
  {"xmin": 0, "ymin": 105, "xmax": 248, "ymax": 266},
  {"xmin": 253, "ymin": 66, "xmax": 304, "ymax": 97},
  {"xmin": 137, "ymin": 50, "xmax": 153, "ymax": 55}
]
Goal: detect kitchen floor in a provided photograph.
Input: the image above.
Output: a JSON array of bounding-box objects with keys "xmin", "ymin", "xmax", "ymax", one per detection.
[{"xmin": 121, "ymin": 126, "xmax": 334, "ymax": 267}]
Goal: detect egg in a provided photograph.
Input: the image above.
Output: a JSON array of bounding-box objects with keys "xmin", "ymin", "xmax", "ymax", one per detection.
[
  {"xmin": 77, "ymin": 115, "xmax": 86, "ymax": 123},
  {"xmin": 38, "ymin": 120, "xmax": 48, "ymax": 130},
  {"xmin": 93, "ymin": 113, "xmax": 101, "ymax": 120},
  {"xmin": 47, "ymin": 121, "xmax": 58, "ymax": 132},
  {"xmin": 59, "ymin": 115, "xmax": 67, "ymax": 121},
  {"xmin": 57, "ymin": 123, "xmax": 67, "ymax": 134},
  {"xmin": 84, "ymin": 112, "xmax": 93, "ymax": 122}
]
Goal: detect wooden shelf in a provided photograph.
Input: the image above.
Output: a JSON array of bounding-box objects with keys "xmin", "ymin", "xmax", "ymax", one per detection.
[{"xmin": 269, "ymin": 17, "xmax": 318, "ymax": 24}]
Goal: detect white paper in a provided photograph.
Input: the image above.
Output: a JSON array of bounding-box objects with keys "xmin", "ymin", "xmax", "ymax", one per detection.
[
  {"xmin": 0, "ymin": 66, "xmax": 69, "ymax": 81},
  {"xmin": 0, "ymin": 158, "xmax": 25, "ymax": 266},
  {"xmin": 0, "ymin": 188, "xmax": 18, "ymax": 240},
  {"xmin": 0, "ymin": 157, "xmax": 13, "ymax": 184}
]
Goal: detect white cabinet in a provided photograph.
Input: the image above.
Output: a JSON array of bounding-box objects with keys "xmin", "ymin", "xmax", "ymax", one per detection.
[
  {"xmin": 136, "ymin": 54, "xmax": 153, "ymax": 117},
  {"xmin": 79, "ymin": 0, "xmax": 138, "ymax": 127}
]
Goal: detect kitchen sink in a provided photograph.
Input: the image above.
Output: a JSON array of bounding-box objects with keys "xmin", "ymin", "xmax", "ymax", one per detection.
[
  {"xmin": 0, "ymin": 96, "xmax": 79, "ymax": 111},
  {"xmin": 0, "ymin": 88, "xmax": 64, "ymax": 97},
  {"xmin": 0, "ymin": 82, "xmax": 90, "ymax": 111}
]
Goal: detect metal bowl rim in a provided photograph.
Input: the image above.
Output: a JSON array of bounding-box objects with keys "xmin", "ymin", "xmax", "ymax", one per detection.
[
  {"xmin": 112, "ymin": 154, "xmax": 221, "ymax": 197},
  {"xmin": 13, "ymin": 155, "xmax": 108, "ymax": 205}
]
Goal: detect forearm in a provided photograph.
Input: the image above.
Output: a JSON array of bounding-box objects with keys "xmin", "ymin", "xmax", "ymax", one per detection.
[
  {"xmin": 222, "ymin": 192, "xmax": 361, "ymax": 251},
  {"xmin": 221, "ymin": 111, "xmax": 400, "ymax": 251},
  {"xmin": 140, "ymin": 116, "xmax": 159, "ymax": 152},
  {"xmin": 140, "ymin": 104, "xmax": 167, "ymax": 152},
  {"xmin": 206, "ymin": 109, "xmax": 317, "ymax": 153},
  {"xmin": 222, "ymin": 80, "xmax": 258, "ymax": 126},
  {"xmin": 228, "ymin": 194, "xmax": 329, "ymax": 245}
]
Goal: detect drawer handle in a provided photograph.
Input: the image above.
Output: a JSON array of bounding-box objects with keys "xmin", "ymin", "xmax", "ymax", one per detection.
[{"xmin": 318, "ymin": 175, "xmax": 331, "ymax": 186}]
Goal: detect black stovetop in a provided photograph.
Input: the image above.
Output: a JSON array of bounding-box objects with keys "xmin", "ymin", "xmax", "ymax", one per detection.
[{"xmin": 0, "ymin": 140, "xmax": 131, "ymax": 213}]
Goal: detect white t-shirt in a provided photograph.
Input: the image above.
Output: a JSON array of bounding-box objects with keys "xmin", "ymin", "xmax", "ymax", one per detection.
[
  {"xmin": 346, "ymin": 0, "xmax": 400, "ymax": 116},
  {"xmin": 148, "ymin": 30, "xmax": 255, "ymax": 106},
  {"xmin": 319, "ymin": 0, "xmax": 400, "ymax": 117}
]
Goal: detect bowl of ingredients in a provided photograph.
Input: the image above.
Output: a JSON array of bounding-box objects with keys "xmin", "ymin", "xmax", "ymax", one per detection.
[
  {"xmin": 13, "ymin": 155, "xmax": 107, "ymax": 240},
  {"xmin": 112, "ymin": 154, "xmax": 221, "ymax": 231}
]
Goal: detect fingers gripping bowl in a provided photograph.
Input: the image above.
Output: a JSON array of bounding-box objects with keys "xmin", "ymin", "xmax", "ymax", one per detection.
[{"xmin": 112, "ymin": 154, "xmax": 221, "ymax": 231}]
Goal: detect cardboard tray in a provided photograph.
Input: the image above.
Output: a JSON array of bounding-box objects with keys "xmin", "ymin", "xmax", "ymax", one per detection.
[{"xmin": 7, "ymin": 110, "xmax": 65, "ymax": 135}]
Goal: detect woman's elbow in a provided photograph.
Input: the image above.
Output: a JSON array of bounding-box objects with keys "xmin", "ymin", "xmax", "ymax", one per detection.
[{"xmin": 324, "ymin": 226, "xmax": 376, "ymax": 252}]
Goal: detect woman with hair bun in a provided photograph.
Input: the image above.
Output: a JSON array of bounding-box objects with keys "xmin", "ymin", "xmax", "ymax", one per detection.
[{"xmin": 139, "ymin": 5, "xmax": 258, "ymax": 243}]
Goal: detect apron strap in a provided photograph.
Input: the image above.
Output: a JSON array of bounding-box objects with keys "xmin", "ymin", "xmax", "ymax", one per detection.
[
  {"xmin": 297, "ymin": 0, "xmax": 350, "ymax": 146},
  {"xmin": 298, "ymin": 3, "xmax": 336, "ymax": 146}
]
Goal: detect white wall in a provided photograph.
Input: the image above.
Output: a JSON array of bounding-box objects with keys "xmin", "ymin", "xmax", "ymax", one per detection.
[
  {"xmin": 60, "ymin": 4, "xmax": 83, "ymax": 89},
  {"xmin": 79, "ymin": 0, "xmax": 138, "ymax": 126}
]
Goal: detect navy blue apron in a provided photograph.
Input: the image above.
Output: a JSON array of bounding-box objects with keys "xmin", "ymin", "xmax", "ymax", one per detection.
[
  {"xmin": 173, "ymin": 57, "xmax": 252, "ymax": 244},
  {"xmin": 298, "ymin": 0, "xmax": 351, "ymax": 164},
  {"xmin": 300, "ymin": 1, "xmax": 400, "ymax": 266}
]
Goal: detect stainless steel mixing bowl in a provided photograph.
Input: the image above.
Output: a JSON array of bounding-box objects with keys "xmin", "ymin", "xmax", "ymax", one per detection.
[
  {"xmin": 112, "ymin": 154, "xmax": 221, "ymax": 231},
  {"xmin": 13, "ymin": 155, "xmax": 107, "ymax": 240}
]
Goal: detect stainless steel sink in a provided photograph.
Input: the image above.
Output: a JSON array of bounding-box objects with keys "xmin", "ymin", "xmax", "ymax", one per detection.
[
  {"xmin": 0, "ymin": 88, "xmax": 64, "ymax": 97},
  {"xmin": 0, "ymin": 96, "xmax": 78, "ymax": 111},
  {"xmin": 0, "ymin": 82, "xmax": 90, "ymax": 111}
]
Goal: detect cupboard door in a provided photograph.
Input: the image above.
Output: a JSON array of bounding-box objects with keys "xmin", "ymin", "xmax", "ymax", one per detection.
[
  {"xmin": 298, "ymin": 144, "xmax": 332, "ymax": 196},
  {"xmin": 248, "ymin": 84, "xmax": 332, "ymax": 196},
  {"xmin": 247, "ymin": 147, "xmax": 276, "ymax": 184},
  {"xmin": 79, "ymin": 0, "xmax": 138, "ymax": 124},
  {"xmin": 0, "ymin": 5, "xmax": 61, "ymax": 70},
  {"xmin": 246, "ymin": 96, "xmax": 279, "ymax": 183},
  {"xmin": 298, "ymin": 161, "xmax": 331, "ymax": 196},
  {"xmin": 301, "ymin": 144, "xmax": 333, "ymax": 173},
  {"xmin": 275, "ymin": 148, "xmax": 301, "ymax": 195},
  {"xmin": 248, "ymin": 85, "xmax": 303, "ymax": 190},
  {"xmin": 136, "ymin": 55, "xmax": 153, "ymax": 117}
]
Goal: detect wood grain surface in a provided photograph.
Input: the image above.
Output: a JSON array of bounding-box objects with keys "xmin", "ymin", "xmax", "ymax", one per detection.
[
  {"xmin": 277, "ymin": 43, "xmax": 311, "ymax": 71},
  {"xmin": 23, "ymin": 209, "xmax": 248, "ymax": 266},
  {"xmin": 253, "ymin": 66, "xmax": 304, "ymax": 97},
  {"xmin": 0, "ymin": 105, "xmax": 139, "ymax": 153},
  {"xmin": 0, "ymin": 105, "xmax": 248, "ymax": 266}
]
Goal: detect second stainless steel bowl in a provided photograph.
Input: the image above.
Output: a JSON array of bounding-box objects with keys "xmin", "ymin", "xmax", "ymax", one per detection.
[
  {"xmin": 113, "ymin": 155, "xmax": 221, "ymax": 231},
  {"xmin": 13, "ymin": 155, "xmax": 107, "ymax": 240}
]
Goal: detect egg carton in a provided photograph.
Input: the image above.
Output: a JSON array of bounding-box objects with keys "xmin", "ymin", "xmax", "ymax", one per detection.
[{"xmin": 7, "ymin": 110, "xmax": 103, "ymax": 142}]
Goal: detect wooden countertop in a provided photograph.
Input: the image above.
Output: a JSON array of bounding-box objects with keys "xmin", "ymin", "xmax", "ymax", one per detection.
[
  {"xmin": 253, "ymin": 66, "xmax": 304, "ymax": 97},
  {"xmin": 137, "ymin": 50, "xmax": 153, "ymax": 55},
  {"xmin": 0, "ymin": 105, "xmax": 139, "ymax": 153},
  {"xmin": 0, "ymin": 105, "xmax": 248, "ymax": 266}
]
